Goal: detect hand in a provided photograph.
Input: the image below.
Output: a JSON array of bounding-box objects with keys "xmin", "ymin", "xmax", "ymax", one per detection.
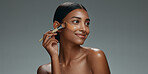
[{"xmin": 42, "ymin": 30, "xmax": 59, "ymax": 57}]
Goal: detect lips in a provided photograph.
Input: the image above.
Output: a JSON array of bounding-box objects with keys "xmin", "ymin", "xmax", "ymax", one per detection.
[{"xmin": 75, "ymin": 33, "xmax": 86, "ymax": 39}]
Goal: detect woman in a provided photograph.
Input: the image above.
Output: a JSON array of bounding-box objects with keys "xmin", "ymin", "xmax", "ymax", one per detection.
[{"xmin": 37, "ymin": 2, "xmax": 110, "ymax": 74}]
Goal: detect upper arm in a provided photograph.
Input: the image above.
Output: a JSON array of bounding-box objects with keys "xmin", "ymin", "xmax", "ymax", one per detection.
[
  {"xmin": 87, "ymin": 49, "xmax": 110, "ymax": 74},
  {"xmin": 37, "ymin": 65, "xmax": 51, "ymax": 74}
]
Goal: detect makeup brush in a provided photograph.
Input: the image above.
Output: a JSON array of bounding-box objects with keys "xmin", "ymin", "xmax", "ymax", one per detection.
[{"xmin": 38, "ymin": 25, "xmax": 63, "ymax": 42}]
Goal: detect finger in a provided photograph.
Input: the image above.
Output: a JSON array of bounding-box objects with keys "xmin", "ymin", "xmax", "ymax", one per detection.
[
  {"xmin": 48, "ymin": 33, "xmax": 57, "ymax": 39},
  {"xmin": 43, "ymin": 33, "xmax": 55, "ymax": 43},
  {"xmin": 46, "ymin": 30, "xmax": 53, "ymax": 34},
  {"xmin": 43, "ymin": 33, "xmax": 57, "ymax": 45},
  {"xmin": 45, "ymin": 39, "xmax": 58, "ymax": 48},
  {"xmin": 45, "ymin": 34, "xmax": 58, "ymax": 45},
  {"xmin": 43, "ymin": 30, "xmax": 52, "ymax": 39},
  {"xmin": 45, "ymin": 35, "xmax": 58, "ymax": 46},
  {"xmin": 43, "ymin": 30, "xmax": 53, "ymax": 38},
  {"xmin": 51, "ymin": 35, "xmax": 55, "ymax": 39}
]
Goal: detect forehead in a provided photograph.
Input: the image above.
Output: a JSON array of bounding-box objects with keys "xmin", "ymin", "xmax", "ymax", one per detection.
[{"xmin": 64, "ymin": 9, "xmax": 89, "ymax": 20}]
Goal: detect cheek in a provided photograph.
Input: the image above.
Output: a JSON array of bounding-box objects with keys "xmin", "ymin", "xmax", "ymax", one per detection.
[
  {"xmin": 66, "ymin": 24, "xmax": 79, "ymax": 31},
  {"xmin": 73, "ymin": 26, "xmax": 77, "ymax": 30},
  {"xmin": 86, "ymin": 27, "xmax": 90, "ymax": 35},
  {"xmin": 66, "ymin": 23, "xmax": 90, "ymax": 34}
]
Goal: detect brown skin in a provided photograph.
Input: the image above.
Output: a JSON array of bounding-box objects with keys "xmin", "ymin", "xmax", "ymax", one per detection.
[{"xmin": 37, "ymin": 9, "xmax": 110, "ymax": 74}]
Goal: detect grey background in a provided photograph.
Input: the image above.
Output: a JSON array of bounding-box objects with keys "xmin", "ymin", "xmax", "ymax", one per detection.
[{"xmin": 0, "ymin": 0, "xmax": 148, "ymax": 74}]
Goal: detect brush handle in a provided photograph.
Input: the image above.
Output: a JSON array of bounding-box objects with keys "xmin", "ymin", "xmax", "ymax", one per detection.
[
  {"xmin": 52, "ymin": 28, "xmax": 58, "ymax": 33},
  {"xmin": 38, "ymin": 28, "xmax": 58, "ymax": 42}
]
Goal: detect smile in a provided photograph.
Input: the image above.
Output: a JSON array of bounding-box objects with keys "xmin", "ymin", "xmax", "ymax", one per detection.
[{"xmin": 75, "ymin": 34, "xmax": 86, "ymax": 39}]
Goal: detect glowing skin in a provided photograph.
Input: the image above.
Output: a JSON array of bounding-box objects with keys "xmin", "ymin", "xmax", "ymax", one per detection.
[
  {"xmin": 60, "ymin": 9, "xmax": 90, "ymax": 45},
  {"xmin": 38, "ymin": 9, "xmax": 110, "ymax": 74}
]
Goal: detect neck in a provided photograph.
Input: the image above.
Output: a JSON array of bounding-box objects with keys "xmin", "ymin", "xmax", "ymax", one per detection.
[{"xmin": 59, "ymin": 41, "xmax": 82, "ymax": 66}]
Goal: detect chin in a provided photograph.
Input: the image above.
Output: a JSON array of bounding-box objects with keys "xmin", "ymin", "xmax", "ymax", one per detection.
[{"xmin": 75, "ymin": 39, "xmax": 85, "ymax": 45}]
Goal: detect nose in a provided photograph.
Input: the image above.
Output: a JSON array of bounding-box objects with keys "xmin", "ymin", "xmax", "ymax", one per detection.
[{"xmin": 79, "ymin": 23, "xmax": 86, "ymax": 32}]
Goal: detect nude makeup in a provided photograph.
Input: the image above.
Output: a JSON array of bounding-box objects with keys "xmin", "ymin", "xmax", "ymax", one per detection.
[
  {"xmin": 65, "ymin": 22, "xmax": 77, "ymax": 31},
  {"xmin": 38, "ymin": 24, "xmax": 64, "ymax": 42},
  {"xmin": 75, "ymin": 32, "xmax": 86, "ymax": 39},
  {"xmin": 64, "ymin": 22, "xmax": 87, "ymax": 39}
]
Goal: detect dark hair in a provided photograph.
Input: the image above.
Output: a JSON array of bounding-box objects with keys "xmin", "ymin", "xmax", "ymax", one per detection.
[{"xmin": 53, "ymin": 2, "xmax": 87, "ymax": 42}]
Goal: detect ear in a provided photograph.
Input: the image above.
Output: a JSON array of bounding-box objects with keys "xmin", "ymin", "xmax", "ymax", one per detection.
[
  {"xmin": 57, "ymin": 22, "xmax": 66, "ymax": 32},
  {"xmin": 53, "ymin": 21, "xmax": 61, "ymax": 29},
  {"xmin": 61, "ymin": 22, "xmax": 66, "ymax": 28}
]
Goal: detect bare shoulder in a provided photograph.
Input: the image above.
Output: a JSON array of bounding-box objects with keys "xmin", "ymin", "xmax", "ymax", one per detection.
[
  {"xmin": 37, "ymin": 63, "xmax": 52, "ymax": 74},
  {"xmin": 88, "ymin": 47, "xmax": 105, "ymax": 56},
  {"xmin": 83, "ymin": 47, "xmax": 110, "ymax": 74},
  {"xmin": 82, "ymin": 47, "xmax": 105, "ymax": 57},
  {"xmin": 81, "ymin": 46, "xmax": 106, "ymax": 61},
  {"xmin": 85, "ymin": 47, "xmax": 107, "ymax": 62}
]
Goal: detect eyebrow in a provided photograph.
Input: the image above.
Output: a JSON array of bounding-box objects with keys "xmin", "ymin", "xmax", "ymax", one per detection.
[
  {"xmin": 86, "ymin": 18, "xmax": 90, "ymax": 21},
  {"xmin": 71, "ymin": 16, "xmax": 81, "ymax": 19},
  {"xmin": 71, "ymin": 16, "xmax": 90, "ymax": 21}
]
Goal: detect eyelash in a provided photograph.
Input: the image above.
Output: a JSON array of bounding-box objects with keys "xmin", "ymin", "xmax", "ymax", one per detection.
[
  {"xmin": 85, "ymin": 22, "xmax": 90, "ymax": 26},
  {"xmin": 72, "ymin": 20, "xmax": 79, "ymax": 24},
  {"xmin": 72, "ymin": 20, "xmax": 90, "ymax": 26}
]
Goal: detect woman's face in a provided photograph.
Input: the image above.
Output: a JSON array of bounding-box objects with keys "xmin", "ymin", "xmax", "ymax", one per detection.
[{"xmin": 60, "ymin": 9, "xmax": 90, "ymax": 45}]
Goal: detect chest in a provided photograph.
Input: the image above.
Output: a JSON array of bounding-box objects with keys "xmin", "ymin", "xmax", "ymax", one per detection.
[{"xmin": 60, "ymin": 59, "xmax": 92, "ymax": 74}]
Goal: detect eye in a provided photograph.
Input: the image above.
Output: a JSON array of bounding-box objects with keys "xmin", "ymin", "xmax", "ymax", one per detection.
[
  {"xmin": 85, "ymin": 21, "xmax": 90, "ymax": 26},
  {"xmin": 72, "ymin": 20, "xmax": 79, "ymax": 24}
]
